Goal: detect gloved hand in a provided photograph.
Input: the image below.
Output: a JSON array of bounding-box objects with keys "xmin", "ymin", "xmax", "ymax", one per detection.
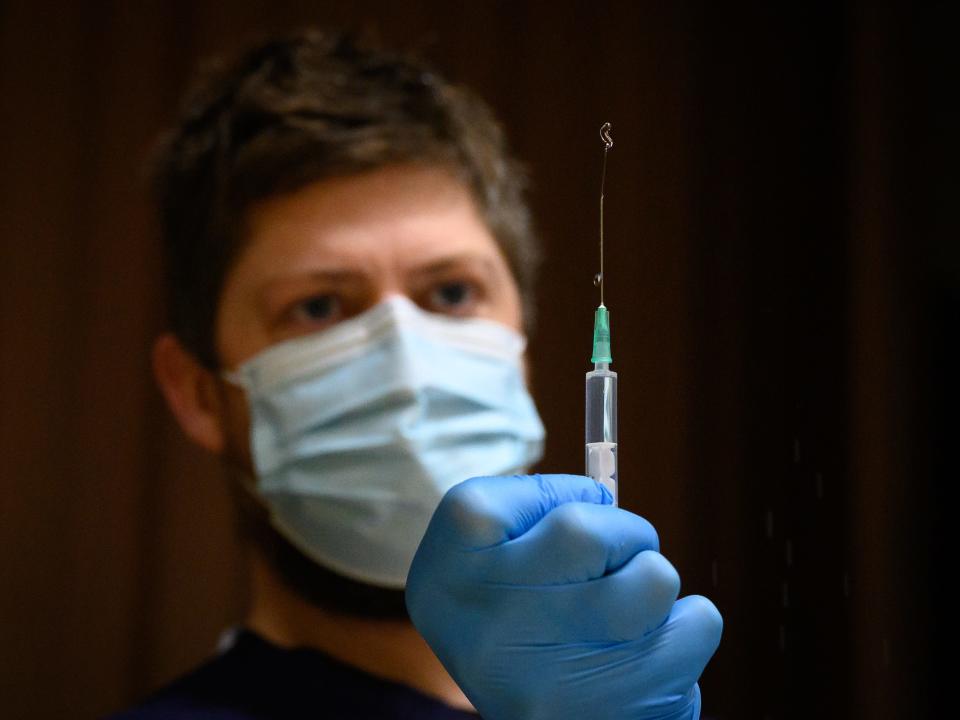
[{"xmin": 406, "ymin": 474, "xmax": 722, "ymax": 720}]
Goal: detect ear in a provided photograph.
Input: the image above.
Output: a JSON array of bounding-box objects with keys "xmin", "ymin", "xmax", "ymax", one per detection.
[{"xmin": 152, "ymin": 333, "xmax": 226, "ymax": 454}]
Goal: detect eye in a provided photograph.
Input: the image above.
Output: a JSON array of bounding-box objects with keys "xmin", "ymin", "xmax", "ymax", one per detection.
[
  {"xmin": 289, "ymin": 294, "xmax": 341, "ymax": 327},
  {"xmin": 429, "ymin": 281, "xmax": 477, "ymax": 314}
]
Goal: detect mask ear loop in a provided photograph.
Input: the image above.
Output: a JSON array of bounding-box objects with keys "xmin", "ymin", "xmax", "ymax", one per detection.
[
  {"xmin": 220, "ymin": 368, "xmax": 246, "ymax": 388},
  {"xmin": 230, "ymin": 461, "xmax": 266, "ymax": 506},
  {"xmin": 221, "ymin": 449, "xmax": 278, "ymax": 548},
  {"xmin": 210, "ymin": 369, "xmax": 269, "ymax": 522}
]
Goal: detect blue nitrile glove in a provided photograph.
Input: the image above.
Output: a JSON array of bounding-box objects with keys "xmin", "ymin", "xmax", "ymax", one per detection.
[{"xmin": 406, "ymin": 474, "xmax": 722, "ymax": 720}]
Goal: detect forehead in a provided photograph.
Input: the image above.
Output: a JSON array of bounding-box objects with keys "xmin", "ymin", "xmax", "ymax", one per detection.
[{"xmin": 236, "ymin": 164, "xmax": 498, "ymax": 273}]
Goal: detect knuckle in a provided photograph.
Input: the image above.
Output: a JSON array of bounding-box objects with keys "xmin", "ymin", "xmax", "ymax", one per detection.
[
  {"xmin": 437, "ymin": 477, "xmax": 505, "ymax": 546},
  {"xmin": 635, "ymin": 551, "xmax": 681, "ymax": 598},
  {"xmin": 613, "ymin": 508, "xmax": 661, "ymax": 553},
  {"xmin": 636, "ymin": 515, "xmax": 661, "ymax": 553},
  {"xmin": 685, "ymin": 595, "xmax": 724, "ymax": 643},
  {"xmin": 548, "ymin": 502, "xmax": 598, "ymax": 544}
]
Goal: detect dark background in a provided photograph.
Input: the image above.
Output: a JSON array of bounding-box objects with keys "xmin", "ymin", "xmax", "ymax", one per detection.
[{"xmin": 0, "ymin": 2, "xmax": 954, "ymax": 718}]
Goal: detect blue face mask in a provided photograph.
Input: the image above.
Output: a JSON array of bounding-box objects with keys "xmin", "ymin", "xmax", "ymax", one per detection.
[{"xmin": 224, "ymin": 296, "xmax": 545, "ymax": 589}]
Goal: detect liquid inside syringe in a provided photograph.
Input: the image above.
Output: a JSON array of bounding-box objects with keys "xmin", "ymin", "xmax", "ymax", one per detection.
[{"xmin": 586, "ymin": 357, "xmax": 618, "ymax": 504}]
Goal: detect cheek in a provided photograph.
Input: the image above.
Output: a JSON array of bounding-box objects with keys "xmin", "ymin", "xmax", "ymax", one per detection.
[
  {"xmin": 218, "ymin": 381, "xmax": 254, "ymax": 473},
  {"xmin": 492, "ymin": 275, "xmax": 524, "ymax": 332},
  {"xmin": 215, "ymin": 303, "xmax": 274, "ymax": 372}
]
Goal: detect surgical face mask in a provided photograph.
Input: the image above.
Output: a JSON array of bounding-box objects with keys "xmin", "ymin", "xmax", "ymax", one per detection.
[{"xmin": 224, "ymin": 295, "xmax": 545, "ymax": 589}]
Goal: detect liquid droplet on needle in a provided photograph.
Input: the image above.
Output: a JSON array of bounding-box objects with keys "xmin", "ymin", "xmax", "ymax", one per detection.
[{"xmin": 593, "ymin": 272, "xmax": 602, "ymax": 287}]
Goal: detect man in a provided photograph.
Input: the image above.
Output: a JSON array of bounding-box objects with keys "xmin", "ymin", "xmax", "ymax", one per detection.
[{"xmin": 117, "ymin": 29, "xmax": 721, "ymax": 719}]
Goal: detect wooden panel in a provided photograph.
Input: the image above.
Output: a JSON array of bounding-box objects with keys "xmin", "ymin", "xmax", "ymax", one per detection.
[{"xmin": 0, "ymin": 2, "xmax": 948, "ymax": 717}]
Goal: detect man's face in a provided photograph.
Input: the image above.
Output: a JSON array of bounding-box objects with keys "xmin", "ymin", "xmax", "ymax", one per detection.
[{"xmin": 212, "ymin": 163, "xmax": 524, "ymax": 466}]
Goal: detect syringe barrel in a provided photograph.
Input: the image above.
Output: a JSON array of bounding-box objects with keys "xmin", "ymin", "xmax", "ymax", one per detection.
[{"xmin": 585, "ymin": 362, "xmax": 618, "ymax": 505}]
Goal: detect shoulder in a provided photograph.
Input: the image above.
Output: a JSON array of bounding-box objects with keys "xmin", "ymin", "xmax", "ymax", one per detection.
[
  {"xmin": 105, "ymin": 631, "xmax": 279, "ymax": 720},
  {"xmin": 106, "ymin": 628, "xmax": 481, "ymax": 720}
]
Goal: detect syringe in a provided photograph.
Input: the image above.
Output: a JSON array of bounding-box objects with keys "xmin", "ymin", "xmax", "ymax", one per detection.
[
  {"xmin": 586, "ymin": 306, "xmax": 618, "ymax": 504},
  {"xmin": 585, "ymin": 122, "xmax": 618, "ymax": 505}
]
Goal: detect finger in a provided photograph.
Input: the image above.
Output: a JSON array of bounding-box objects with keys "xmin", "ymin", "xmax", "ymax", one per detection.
[
  {"xmin": 429, "ymin": 473, "xmax": 613, "ymax": 549},
  {"xmin": 583, "ymin": 549, "xmax": 681, "ymax": 641},
  {"xmin": 484, "ymin": 549, "xmax": 681, "ymax": 644},
  {"xmin": 484, "ymin": 503, "xmax": 659, "ymax": 585},
  {"xmin": 645, "ymin": 595, "xmax": 724, "ymax": 693}
]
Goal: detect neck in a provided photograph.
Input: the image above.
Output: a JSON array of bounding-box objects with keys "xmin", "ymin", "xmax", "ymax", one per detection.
[{"xmin": 245, "ymin": 552, "xmax": 474, "ymax": 713}]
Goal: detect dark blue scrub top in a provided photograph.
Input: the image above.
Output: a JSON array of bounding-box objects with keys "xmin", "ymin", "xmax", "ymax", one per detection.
[{"xmin": 107, "ymin": 628, "xmax": 480, "ymax": 719}]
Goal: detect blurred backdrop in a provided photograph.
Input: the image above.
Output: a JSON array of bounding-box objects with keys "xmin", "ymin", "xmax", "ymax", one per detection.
[{"xmin": 0, "ymin": 2, "xmax": 954, "ymax": 718}]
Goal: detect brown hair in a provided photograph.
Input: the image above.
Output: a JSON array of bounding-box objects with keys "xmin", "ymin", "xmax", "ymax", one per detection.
[{"xmin": 152, "ymin": 28, "xmax": 540, "ymax": 368}]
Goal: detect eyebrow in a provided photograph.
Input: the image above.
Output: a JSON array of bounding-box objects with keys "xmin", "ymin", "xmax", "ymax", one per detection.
[
  {"xmin": 257, "ymin": 268, "xmax": 370, "ymax": 311},
  {"xmin": 259, "ymin": 252, "xmax": 503, "ymax": 303},
  {"xmin": 302, "ymin": 268, "xmax": 368, "ymax": 282},
  {"xmin": 265, "ymin": 268, "xmax": 369, "ymax": 287},
  {"xmin": 407, "ymin": 254, "xmax": 501, "ymax": 280}
]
